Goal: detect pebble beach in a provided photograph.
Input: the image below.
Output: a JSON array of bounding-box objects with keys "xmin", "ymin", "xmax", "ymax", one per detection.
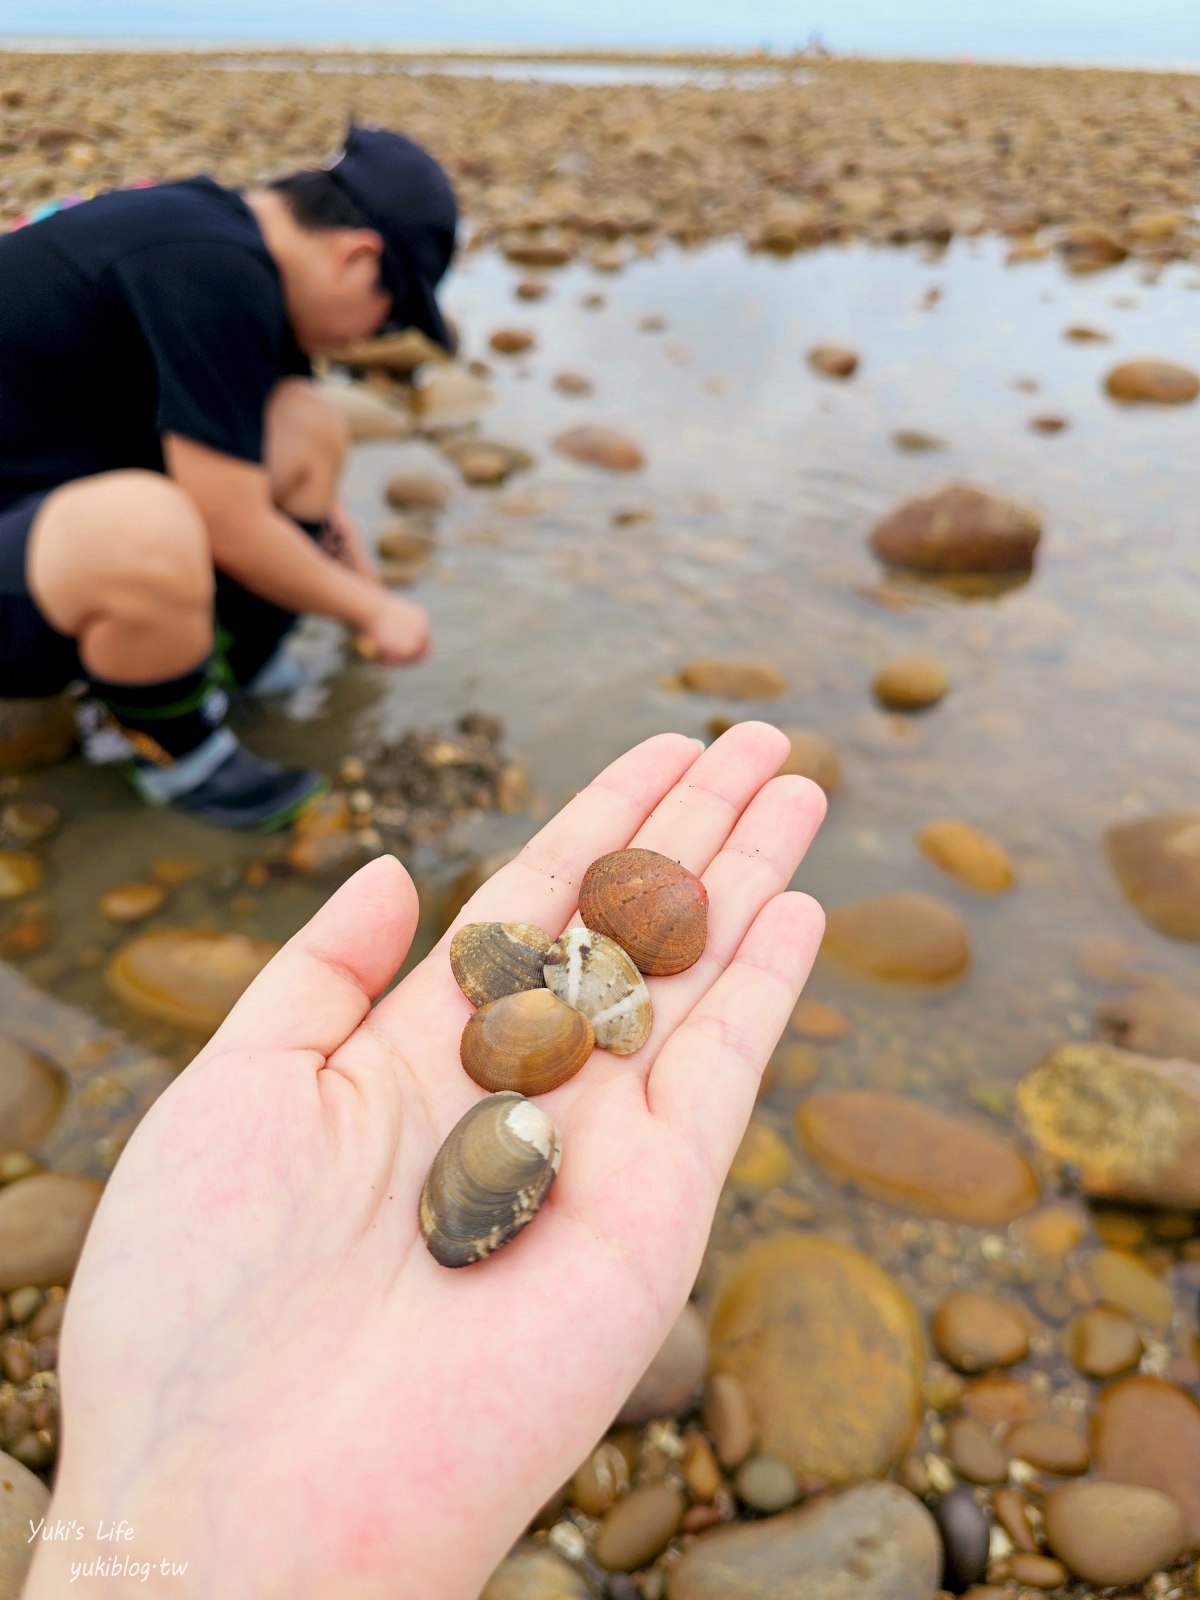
[{"xmin": 0, "ymin": 44, "xmax": 1199, "ymax": 1600}]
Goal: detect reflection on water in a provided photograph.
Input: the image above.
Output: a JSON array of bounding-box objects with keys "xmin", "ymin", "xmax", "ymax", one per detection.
[{"xmin": 5, "ymin": 235, "xmax": 1200, "ymax": 1171}]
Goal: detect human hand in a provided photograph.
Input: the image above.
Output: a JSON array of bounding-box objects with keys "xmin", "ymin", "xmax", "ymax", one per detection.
[
  {"xmin": 26, "ymin": 723, "xmax": 824, "ymax": 1600},
  {"xmin": 355, "ymin": 589, "xmax": 431, "ymax": 663}
]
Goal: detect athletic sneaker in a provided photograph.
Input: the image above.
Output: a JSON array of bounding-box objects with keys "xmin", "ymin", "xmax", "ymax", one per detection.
[{"xmin": 123, "ymin": 727, "xmax": 328, "ymax": 831}]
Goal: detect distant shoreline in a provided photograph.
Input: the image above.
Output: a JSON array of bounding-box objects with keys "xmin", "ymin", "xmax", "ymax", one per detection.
[{"xmin": 0, "ymin": 39, "xmax": 1197, "ymax": 74}]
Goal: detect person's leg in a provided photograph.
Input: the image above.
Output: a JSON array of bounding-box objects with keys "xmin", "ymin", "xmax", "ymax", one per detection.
[
  {"xmin": 26, "ymin": 471, "xmax": 326, "ymax": 828},
  {"xmin": 216, "ymin": 379, "xmax": 351, "ymax": 689}
]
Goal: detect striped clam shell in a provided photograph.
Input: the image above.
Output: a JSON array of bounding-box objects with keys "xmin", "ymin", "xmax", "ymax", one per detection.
[
  {"xmin": 544, "ymin": 927, "xmax": 652, "ymax": 1055},
  {"xmin": 419, "ymin": 1091, "xmax": 561, "ymax": 1268}
]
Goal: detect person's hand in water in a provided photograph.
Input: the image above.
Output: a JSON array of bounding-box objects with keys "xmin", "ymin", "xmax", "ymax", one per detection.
[{"xmin": 26, "ymin": 722, "xmax": 825, "ymax": 1600}]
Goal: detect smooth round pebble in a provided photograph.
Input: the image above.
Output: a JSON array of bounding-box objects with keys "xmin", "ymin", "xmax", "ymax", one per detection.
[
  {"xmin": 703, "ymin": 1371, "xmax": 756, "ymax": 1469},
  {"xmin": 617, "ymin": 1301, "xmax": 706, "ymax": 1424},
  {"xmin": 947, "ymin": 1417, "xmax": 1008, "ymax": 1485},
  {"xmin": 1044, "ymin": 1481, "xmax": 1186, "ymax": 1585},
  {"xmin": 873, "ymin": 654, "xmax": 950, "ymax": 711},
  {"xmin": 932, "ymin": 1292, "xmax": 1030, "ymax": 1372},
  {"xmin": 594, "ymin": 1483, "xmax": 685, "ymax": 1571},
  {"xmin": 734, "ymin": 1454, "xmax": 798, "ymax": 1513},
  {"xmin": 1064, "ymin": 1304, "xmax": 1143, "ymax": 1378},
  {"xmin": 1006, "ymin": 1553, "xmax": 1068, "ymax": 1588},
  {"xmin": 98, "ymin": 882, "xmax": 166, "ymax": 923},
  {"xmin": 1005, "ymin": 1420, "xmax": 1089, "ymax": 1475}
]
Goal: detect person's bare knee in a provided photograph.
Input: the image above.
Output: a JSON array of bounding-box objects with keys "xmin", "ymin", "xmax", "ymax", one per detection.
[
  {"xmin": 28, "ymin": 471, "xmax": 214, "ymax": 680},
  {"xmin": 265, "ymin": 380, "xmax": 350, "ymax": 521}
]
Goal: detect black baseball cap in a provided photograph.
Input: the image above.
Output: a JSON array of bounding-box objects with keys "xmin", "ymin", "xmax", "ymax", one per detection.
[{"xmin": 326, "ymin": 125, "xmax": 458, "ymax": 350}]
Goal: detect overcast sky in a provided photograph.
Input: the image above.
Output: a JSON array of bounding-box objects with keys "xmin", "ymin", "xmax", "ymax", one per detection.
[{"xmin": 0, "ymin": 0, "xmax": 1196, "ymax": 65}]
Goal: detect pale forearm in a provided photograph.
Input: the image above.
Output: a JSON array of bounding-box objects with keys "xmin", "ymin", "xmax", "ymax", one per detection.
[{"xmin": 209, "ymin": 506, "xmax": 381, "ymax": 628}]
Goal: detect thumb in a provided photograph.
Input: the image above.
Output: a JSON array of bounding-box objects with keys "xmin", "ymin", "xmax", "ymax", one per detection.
[{"xmin": 203, "ymin": 855, "xmax": 420, "ymax": 1060}]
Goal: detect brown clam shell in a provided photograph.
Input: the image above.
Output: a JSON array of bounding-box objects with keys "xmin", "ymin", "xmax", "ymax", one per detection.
[
  {"xmin": 420, "ymin": 1091, "xmax": 560, "ymax": 1268},
  {"xmin": 578, "ymin": 848, "xmax": 708, "ymax": 976},
  {"xmin": 460, "ymin": 987, "xmax": 594, "ymax": 1094},
  {"xmin": 544, "ymin": 927, "xmax": 652, "ymax": 1055},
  {"xmin": 450, "ymin": 921, "xmax": 551, "ymax": 1008}
]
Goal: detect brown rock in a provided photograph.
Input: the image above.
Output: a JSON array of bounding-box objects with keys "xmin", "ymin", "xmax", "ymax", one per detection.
[
  {"xmin": 1097, "ymin": 983, "xmax": 1200, "ymax": 1060},
  {"xmin": 377, "ymin": 522, "xmax": 436, "ymax": 565},
  {"xmin": 1029, "ymin": 413, "xmax": 1069, "ymax": 434},
  {"xmin": 553, "ymin": 370, "xmax": 593, "ymax": 396},
  {"xmin": 413, "ymin": 367, "xmax": 494, "ymax": 429},
  {"xmin": 668, "ymin": 1482, "xmax": 941, "ymax": 1600},
  {"xmin": 679, "ymin": 660, "xmax": 787, "ymax": 699},
  {"xmin": 480, "ymin": 1541, "xmax": 591, "ymax": 1600},
  {"xmin": 514, "ymin": 278, "xmax": 549, "ymax": 300},
  {"xmin": 553, "ymin": 426, "xmax": 645, "ymax": 471},
  {"xmin": 916, "ymin": 819, "xmax": 1015, "ymax": 893},
  {"xmin": 729, "ymin": 1120, "xmax": 791, "ymax": 1187},
  {"xmin": 0, "ymin": 1042, "xmax": 63, "ymax": 1149},
  {"xmin": 456, "ymin": 444, "xmax": 514, "ymax": 486},
  {"xmin": 789, "ymin": 999, "xmax": 850, "ymax": 1041},
  {"xmin": 870, "ymin": 484, "xmax": 1042, "ymax": 574},
  {"xmin": 1017, "ymin": 1042, "xmax": 1200, "ymax": 1209},
  {"xmin": 1105, "ymin": 361, "xmax": 1199, "ymax": 405},
  {"xmin": 703, "ymin": 1371, "xmax": 756, "ymax": 1469},
  {"xmin": 1064, "ymin": 1304, "xmax": 1143, "ymax": 1379},
  {"xmin": 617, "ymin": 1301, "xmax": 706, "ymax": 1424},
  {"xmin": 931, "ymin": 1292, "xmax": 1030, "ymax": 1373},
  {"xmin": 823, "ymin": 893, "xmax": 970, "ymax": 982},
  {"xmin": 709, "ymin": 1234, "xmax": 923, "ymax": 1483},
  {"xmin": 328, "ymin": 328, "xmax": 441, "ymax": 374},
  {"xmin": 489, "ymin": 327, "xmax": 536, "ymax": 355},
  {"xmin": 1085, "ymin": 1248, "xmax": 1173, "ymax": 1329},
  {"xmin": 1044, "ymin": 1481, "xmax": 1186, "ymax": 1586},
  {"xmin": 962, "ymin": 1376, "xmax": 1045, "ymax": 1425},
  {"xmin": 1092, "ymin": 1376, "xmax": 1200, "ymax": 1542},
  {"xmin": 681, "ymin": 1431, "xmax": 722, "ymax": 1502},
  {"xmin": 503, "ymin": 240, "xmax": 573, "ymax": 269},
  {"xmin": 1005, "ymin": 1554, "xmax": 1067, "ymax": 1588},
  {"xmin": 0, "ymin": 855, "xmax": 41, "ymax": 902},
  {"xmin": 570, "ymin": 1440, "xmax": 629, "ymax": 1516},
  {"xmin": 890, "ymin": 429, "xmax": 946, "ymax": 452},
  {"xmin": 947, "ymin": 1417, "xmax": 1008, "ymax": 1484},
  {"xmin": 873, "ymin": 654, "xmax": 950, "ymax": 711},
  {"xmin": 807, "ymin": 345, "xmax": 859, "ymax": 379},
  {"xmin": 98, "ymin": 882, "xmax": 166, "ymax": 923},
  {"xmin": 1064, "ymin": 324, "xmax": 1111, "ymax": 342},
  {"xmin": 797, "ymin": 1092, "xmax": 1038, "ymax": 1225},
  {"xmin": 0, "ymin": 1174, "xmax": 102, "ymax": 1290},
  {"xmin": 384, "ymin": 473, "xmax": 452, "ymax": 512},
  {"xmin": 594, "ymin": 1483, "xmax": 685, "ymax": 1571},
  {"xmin": 0, "ymin": 1448, "xmax": 49, "ymax": 1599},
  {"xmin": 106, "ymin": 929, "xmax": 278, "ymax": 1032},
  {"xmin": 0, "ymin": 803, "xmax": 57, "ymax": 845},
  {"xmin": 991, "ymin": 1486, "xmax": 1037, "ymax": 1552},
  {"xmin": 1106, "ymin": 812, "xmax": 1200, "ymax": 939},
  {"xmin": 777, "ymin": 729, "xmax": 842, "ymax": 794},
  {"xmin": 1005, "ymin": 1420, "xmax": 1089, "ymax": 1475},
  {"xmin": 1018, "ymin": 1205, "xmax": 1085, "ymax": 1259},
  {"xmin": 0, "ymin": 697, "xmax": 75, "ymax": 773},
  {"xmin": 1057, "ymin": 225, "xmax": 1129, "ymax": 271}
]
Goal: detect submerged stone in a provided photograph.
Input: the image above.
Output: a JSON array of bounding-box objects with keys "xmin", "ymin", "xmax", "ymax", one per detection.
[
  {"xmin": 823, "ymin": 893, "xmax": 970, "ymax": 982},
  {"xmin": 709, "ymin": 1233, "xmax": 923, "ymax": 1483},
  {"xmin": 106, "ymin": 929, "xmax": 278, "ymax": 1032},
  {"xmin": 870, "ymin": 484, "xmax": 1042, "ymax": 575},
  {"xmin": 797, "ymin": 1091, "xmax": 1038, "ymax": 1224},
  {"xmin": 1105, "ymin": 811, "xmax": 1200, "ymax": 940}
]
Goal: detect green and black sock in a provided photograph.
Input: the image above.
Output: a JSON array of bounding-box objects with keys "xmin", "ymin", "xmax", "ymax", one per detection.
[{"xmin": 88, "ymin": 661, "xmax": 227, "ymax": 762}]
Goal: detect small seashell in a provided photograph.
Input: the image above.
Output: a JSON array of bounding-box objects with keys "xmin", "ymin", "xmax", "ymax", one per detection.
[
  {"xmin": 460, "ymin": 988, "xmax": 594, "ymax": 1094},
  {"xmin": 450, "ymin": 921, "xmax": 551, "ymax": 1007},
  {"xmin": 420, "ymin": 1091, "xmax": 560, "ymax": 1267},
  {"xmin": 578, "ymin": 848, "xmax": 708, "ymax": 976},
  {"xmin": 544, "ymin": 928, "xmax": 652, "ymax": 1055}
]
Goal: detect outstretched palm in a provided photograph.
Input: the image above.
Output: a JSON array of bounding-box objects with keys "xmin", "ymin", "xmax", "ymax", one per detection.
[{"xmin": 29, "ymin": 723, "xmax": 825, "ymax": 1600}]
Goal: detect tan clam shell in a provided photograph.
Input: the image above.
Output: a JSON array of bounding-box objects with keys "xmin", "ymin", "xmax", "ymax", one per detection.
[
  {"xmin": 578, "ymin": 848, "xmax": 709, "ymax": 976},
  {"xmin": 460, "ymin": 987, "xmax": 594, "ymax": 1094},
  {"xmin": 449, "ymin": 921, "xmax": 551, "ymax": 1007},
  {"xmin": 420, "ymin": 1091, "xmax": 560, "ymax": 1268},
  {"xmin": 544, "ymin": 927, "xmax": 652, "ymax": 1055}
]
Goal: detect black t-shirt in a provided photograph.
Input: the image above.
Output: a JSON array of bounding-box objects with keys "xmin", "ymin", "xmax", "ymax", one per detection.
[{"xmin": 0, "ymin": 177, "xmax": 308, "ymax": 512}]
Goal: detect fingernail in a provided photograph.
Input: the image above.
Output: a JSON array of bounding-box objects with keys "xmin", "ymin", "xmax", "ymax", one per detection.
[{"xmin": 689, "ymin": 737, "xmax": 707, "ymax": 752}]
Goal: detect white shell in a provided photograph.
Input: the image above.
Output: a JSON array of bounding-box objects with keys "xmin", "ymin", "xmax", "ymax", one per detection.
[{"xmin": 544, "ymin": 927, "xmax": 653, "ymax": 1055}]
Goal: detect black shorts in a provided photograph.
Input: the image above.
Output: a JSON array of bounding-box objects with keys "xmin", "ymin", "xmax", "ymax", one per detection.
[
  {"xmin": 0, "ymin": 492, "xmax": 84, "ymax": 698},
  {"xmin": 0, "ymin": 488, "xmax": 312, "ymax": 699}
]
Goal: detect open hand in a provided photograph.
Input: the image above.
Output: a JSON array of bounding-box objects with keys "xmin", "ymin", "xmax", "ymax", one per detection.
[{"xmin": 27, "ymin": 722, "xmax": 825, "ymax": 1600}]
